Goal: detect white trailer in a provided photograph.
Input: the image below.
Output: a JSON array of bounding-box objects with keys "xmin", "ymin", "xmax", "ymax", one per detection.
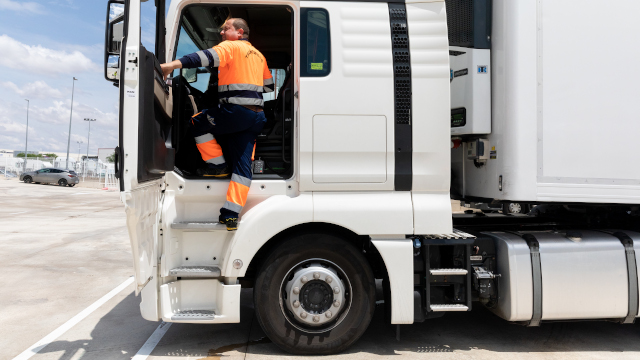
[{"xmin": 104, "ymin": 0, "xmax": 640, "ymax": 354}]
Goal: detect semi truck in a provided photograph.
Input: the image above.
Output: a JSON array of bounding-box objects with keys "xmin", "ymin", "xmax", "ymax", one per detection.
[{"xmin": 104, "ymin": 0, "xmax": 640, "ymax": 354}]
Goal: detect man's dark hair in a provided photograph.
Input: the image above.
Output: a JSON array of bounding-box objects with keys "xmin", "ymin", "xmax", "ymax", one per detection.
[{"xmin": 229, "ymin": 18, "xmax": 250, "ymax": 39}]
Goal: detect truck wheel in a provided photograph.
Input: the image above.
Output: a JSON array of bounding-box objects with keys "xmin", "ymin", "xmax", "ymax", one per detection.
[
  {"xmin": 503, "ymin": 202, "xmax": 531, "ymax": 214},
  {"xmin": 503, "ymin": 202, "xmax": 523, "ymax": 214},
  {"xmin": 254, "ymin": 233, "xmax": 375, "ymax": 355}
]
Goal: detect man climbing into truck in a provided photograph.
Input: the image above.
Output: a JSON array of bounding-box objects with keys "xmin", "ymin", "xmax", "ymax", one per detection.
[{"xmin": 160, "ymin": 18, "xmax": 275, "ymax": 231}]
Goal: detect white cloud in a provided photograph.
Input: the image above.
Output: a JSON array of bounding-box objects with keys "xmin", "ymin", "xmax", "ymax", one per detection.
[
  {"xmin": 109, "ymin": 4, "xmax": 124, "ymax": 21},
  {"xmin": 31, "ymin": 100, "xmax": 72, "ymax": 125},
  {"xmin": 0, "ymin": 118, "xmax": 29, "ymax": 133},
  {"xmin": 1, "ymin": 81, "xmax": 63, "ymax": 99},
  {"xmin": 0, "ymin": 98, "xmax": 118, "ymax": 153},
  {"xmin": 28, "ymin": 100, "xmax": 118, "ymax": 127},
  {"xmin": 0, "ymin": 35, "xmax": 97, "ymax": 75},
  {"xmin": 0, "ymin": 0, "xmax": 42, "ymax": 13}
]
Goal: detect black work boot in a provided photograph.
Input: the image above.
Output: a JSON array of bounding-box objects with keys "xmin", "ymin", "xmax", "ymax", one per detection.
[
  {"xmin": 223, "ymin": 217, "xmax": 238, "ymax": 231},
  {"xmin": 197, "ymin": 166, "xmax": 230, "ymax": 178}
]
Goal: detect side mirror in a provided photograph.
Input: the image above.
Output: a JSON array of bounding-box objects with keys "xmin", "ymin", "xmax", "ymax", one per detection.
[
  {"xmin": 104, "ymin": 1, "xmax": 125, "ymax": 83},
  {"xmin": 106, "ymin": 55, "xmax": 120, "ymax": 80},
  {"xmin": 182, "ymin": 68, "xmax": 198, "ymax": 83},
  {"xmin": 109, "ymin": 20, "xmax": 124, "ymax": 54}
]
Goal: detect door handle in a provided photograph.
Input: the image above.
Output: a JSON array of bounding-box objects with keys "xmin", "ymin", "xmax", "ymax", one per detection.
[{"xmin": 114, "ymin": 146, "xmax": 121, "ymax": 179}]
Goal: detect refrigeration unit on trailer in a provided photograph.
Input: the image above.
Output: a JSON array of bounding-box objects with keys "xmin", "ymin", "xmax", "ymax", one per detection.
[{"xmin": 104, "ymin": 0, "xmax": 640, "ymax": 354}]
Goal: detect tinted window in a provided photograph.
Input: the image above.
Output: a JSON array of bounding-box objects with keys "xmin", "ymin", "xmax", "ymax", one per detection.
[{"xmin": 301, "ymin": 8, "xmax": 330, "ymax": 77}]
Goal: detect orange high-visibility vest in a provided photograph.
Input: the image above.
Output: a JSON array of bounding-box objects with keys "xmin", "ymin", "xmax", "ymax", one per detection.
[{"xmin": 206, "ymin": 40, "xmax": 274, "ymax": 106}]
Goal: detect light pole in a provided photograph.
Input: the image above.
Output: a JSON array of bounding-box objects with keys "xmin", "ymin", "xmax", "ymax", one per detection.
[
  {"xmin": 84, "ymin": 118, "xmax": 96, "ymax": 177},
  {"xmin": 23, "ymin": 99, "xmax": 29, "ymax": 173},
  {"xmin": 65, "ymin": 77, "xmax": 78, "ymax": 170},
  {"xmin": 76, "ymin": 141, "xmax": 83, "ymax": 170}
]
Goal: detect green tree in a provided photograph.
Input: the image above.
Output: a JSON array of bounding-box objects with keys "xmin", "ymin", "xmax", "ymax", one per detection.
[
  {"xmin": 43, "ymin": 153, "xmax": 58, "ymax": 159},
  {"xmin": 15, "ymin": 153, "xmax": 38, "ymax": 158},
  {"xmin": 106, "ymin": 152, "xmax": 116, "ymax": 163}
]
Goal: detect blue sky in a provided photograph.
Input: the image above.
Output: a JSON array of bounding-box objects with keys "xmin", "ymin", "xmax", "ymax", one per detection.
[{"xmin": 0, "ymin": 0, "xmax": 157, "ymax": 156}]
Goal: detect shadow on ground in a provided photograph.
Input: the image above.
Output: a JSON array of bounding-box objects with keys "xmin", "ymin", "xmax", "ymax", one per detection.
[
  {"xmin": 35, "ymin": 293, "xmax": 155, "ymax": 360},
  {"xmin": 36, "ymin": 289, "xmax": 640, "ymax": 359}
]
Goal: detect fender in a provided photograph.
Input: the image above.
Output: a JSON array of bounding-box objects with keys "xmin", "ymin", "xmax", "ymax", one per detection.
[
  {"xmin": 221, "ymin": 191, "xmax": 417, "ymax": 324},
  {"xmin": 371, "ymin": 238, "xmax": 415, "ymax": 324},
  {"xmin": 222, "ymin": 193, "xmax": 313, "ymax": 277}
]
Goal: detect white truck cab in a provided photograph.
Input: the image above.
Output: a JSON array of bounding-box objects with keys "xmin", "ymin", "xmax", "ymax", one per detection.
[{"xmin": 105, "ymin": 0, "xmax": 640, "ymax": 354}]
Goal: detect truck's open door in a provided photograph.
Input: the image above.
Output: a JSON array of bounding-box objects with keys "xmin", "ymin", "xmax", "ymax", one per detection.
[{"xmin": 113, "ymin": 0, "xmax": 173, "ymax": 299}]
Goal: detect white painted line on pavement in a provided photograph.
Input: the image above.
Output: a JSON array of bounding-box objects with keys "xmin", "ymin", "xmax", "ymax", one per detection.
[
  {"xmin": 9, "ymin": 211, "xmax": 28, "ymax": 215},
  {"xmin": 131, "ymin": 322, "xmax": 173, "ymax": 360},
  {"xmin": 12, "ymin": 277, "xmax": 135, "ymax": 360}
]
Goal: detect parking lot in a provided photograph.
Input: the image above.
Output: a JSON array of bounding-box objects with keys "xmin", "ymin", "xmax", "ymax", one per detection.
[{"xmin": 2, "ymin": 179, "xmax": 640, "ymax": 360}]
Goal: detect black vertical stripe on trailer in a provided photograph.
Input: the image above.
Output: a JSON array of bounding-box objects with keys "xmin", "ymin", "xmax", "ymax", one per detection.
[{"xmin": 389, "ymin": 3, "xmax": 412, "ymax": 191}]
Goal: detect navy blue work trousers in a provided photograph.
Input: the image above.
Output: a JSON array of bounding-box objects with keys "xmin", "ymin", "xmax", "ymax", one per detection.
[{"xmin": 190, "ymin": 104, "xmax": 266, "ymax": 218}]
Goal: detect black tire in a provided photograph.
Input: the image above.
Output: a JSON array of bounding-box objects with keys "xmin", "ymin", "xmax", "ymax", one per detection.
[
  {"xmin": 68, "ymin": 184, "xmax": 76, "ymax": 187},
  {"xmin": 254, "ymin": 233, "xmax": 375, "ymax": 355},
  {"xmin": 23, "ymin": 176, "xmax": 32, "ymax": 183},
  {"xmin": 58, "ymin": 179, "xmax": 67, "ymax": 186}
]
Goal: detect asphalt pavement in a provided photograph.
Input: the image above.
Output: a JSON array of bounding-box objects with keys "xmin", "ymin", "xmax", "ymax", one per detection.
[{"xmin": 2, "ymin": 178, "xmax": 640, "ymax": 360}]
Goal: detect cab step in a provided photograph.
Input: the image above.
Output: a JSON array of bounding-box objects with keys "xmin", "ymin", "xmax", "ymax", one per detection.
[
  {"xmin": 170, "ymin": 310, "xmax": 216, "ymax": 321},
  {"xmin": 169, "ymin": 266, "xmax": 221, "ymax": 278},
  {"xmin": 429, "ymin": 268, "xmax": 468, "ymax": 276},
  {"xmin": 430, "ymin": 304, "xmax": 469, "ymax": 312},
  {"xmin": 171, "ymin": 222, "xmax": 227, "ymax": 231},
  {"xmin": 422, "ymin": 241, "xmax": 474, "ymax": 316}
]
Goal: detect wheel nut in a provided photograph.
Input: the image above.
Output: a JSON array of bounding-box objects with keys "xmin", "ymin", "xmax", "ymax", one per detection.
[
  {"xmin": 313, "ymin": 315, "xmax": 320, "ymax": 322},
  {"xmin": 334, "ymin": 287, "xmax": 340, "ymax": 294},
  {"xmin": 300, "ymin": 312, "xmax": 307, "ymax": 319},
  {"xmin": 325, "ymin": 311, "xmax": 333, "ymax": 319},
  {"xmin": 301, "ymin": 276, "xmax": 308, "ymax": 284},
  {"xmin": 293, "ymin": 287, "xmax": 300, "ymax": 295},
  {"xmin": 325, "ymin": 276, "xmax": 332, "ymax": 283},
  {"xmin": 293, "ymin": 300, "xmax": 300, "ymax": 308},
  {"xmin": 313, "ymin": 272, "xmax": 320, "ymax": 279},
  {"xmin": 333, "ymin": 300, "xmax": 340, "ymax": 308}
]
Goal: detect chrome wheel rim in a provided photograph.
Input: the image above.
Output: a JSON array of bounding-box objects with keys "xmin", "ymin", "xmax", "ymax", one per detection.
[
  {"xmin": 508, "ymin": 203, "xmax": 522, "ymax": 214},
  {"xmin": 279, "ymin": 258, "xmax": 352, "ymax": 333}
]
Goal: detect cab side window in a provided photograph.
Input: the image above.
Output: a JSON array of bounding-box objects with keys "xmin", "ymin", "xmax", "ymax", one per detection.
[
  {"xmin": 172, "ymin": 27, "xmax": 212, "ymax": 93},
  {"xmin": 301, "ymin": 8, "xmax": 330, "ymax": 77}
]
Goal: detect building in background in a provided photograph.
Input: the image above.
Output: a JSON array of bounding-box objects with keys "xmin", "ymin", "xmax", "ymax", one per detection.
[{"xmin": 12, "ymin": 150, "xmax": 39, "ymax": 156}]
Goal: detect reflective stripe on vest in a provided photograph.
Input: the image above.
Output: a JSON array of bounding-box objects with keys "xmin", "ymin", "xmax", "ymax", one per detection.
[{"xmin": 210, "ymin": 40, "xmax": 272, "ymax": 107}]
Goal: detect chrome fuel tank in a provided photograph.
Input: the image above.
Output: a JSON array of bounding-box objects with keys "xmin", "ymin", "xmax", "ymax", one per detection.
[{"xmin": 484, "ymin": 231, "xmax": 640, "ymax": 322}]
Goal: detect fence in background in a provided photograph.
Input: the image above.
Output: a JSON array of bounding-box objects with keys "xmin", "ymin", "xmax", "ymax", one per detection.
[{"xmin": 1, "ymin": 157, "xmax": 115, "ymax": 184}]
